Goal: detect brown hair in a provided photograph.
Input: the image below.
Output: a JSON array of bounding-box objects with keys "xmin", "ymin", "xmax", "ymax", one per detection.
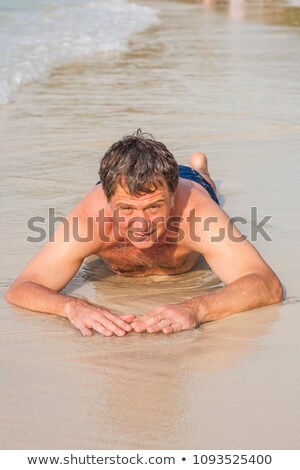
[{"xmin": 99, "ymin": 130, "xmax": 178, "ymax": 200}]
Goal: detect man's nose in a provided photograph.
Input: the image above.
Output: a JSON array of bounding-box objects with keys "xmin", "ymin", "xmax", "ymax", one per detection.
[{"xmin": 129, "ymin": 215, "xmax": 151, "ymax": 230}]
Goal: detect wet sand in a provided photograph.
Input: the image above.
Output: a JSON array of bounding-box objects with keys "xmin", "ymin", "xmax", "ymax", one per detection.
[{"xmin": 1, "ymin": 0, "xmax": 300, "ymax": 449}]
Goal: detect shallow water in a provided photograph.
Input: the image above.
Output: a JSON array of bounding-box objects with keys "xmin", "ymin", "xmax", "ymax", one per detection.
[
  {"xmin": 1, "ymin": 0, "xmax": 300, "ymax": 449},
  {"xmin": 0, "ymin": 0, "xmax": 158, "ymax": 103}
]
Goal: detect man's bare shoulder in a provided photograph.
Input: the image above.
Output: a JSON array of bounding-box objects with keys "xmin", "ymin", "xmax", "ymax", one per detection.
[
  {"xmin": 56, "ymin": 184, "xmax": 113, "ymax": 257},
  {"xmin": 69, "ymin": 184, "xmax": 107, "ymax": 219},
  {"xmin": 176, "ymin": 178, "xmax": 232, "ymax": 252},
  {"xmin": 176, "ymin": 178, "xmax": 220, "ymax": 219}
]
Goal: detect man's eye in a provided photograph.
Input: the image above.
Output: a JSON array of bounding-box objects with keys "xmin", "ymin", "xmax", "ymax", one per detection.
[{"xmin": 121, "ymin": 207, "xmax": 132, "ymax": 212}]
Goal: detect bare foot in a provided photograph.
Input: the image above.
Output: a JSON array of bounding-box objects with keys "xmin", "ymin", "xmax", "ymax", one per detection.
[{"xmin": 189, "ymin": 152, "xmax": 217, "ymax": 193}]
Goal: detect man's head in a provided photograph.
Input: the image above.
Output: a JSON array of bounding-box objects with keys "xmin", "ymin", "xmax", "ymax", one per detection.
[
  {"xmin": 99, "ymin": 129, "xmax": 178, "ymax": 200},
  {"xmin": 99, "ymin": 130, "xmax": 179, "ymax": 248}
]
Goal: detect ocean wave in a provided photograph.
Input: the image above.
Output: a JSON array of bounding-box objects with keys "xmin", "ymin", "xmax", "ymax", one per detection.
[
  {"xmin": 286, "ymin": 0, "xmax": 300, "ymax": 6},
  {"xmin": 0, "ymin": 0, "xmax": 158, "ymax": 104}
]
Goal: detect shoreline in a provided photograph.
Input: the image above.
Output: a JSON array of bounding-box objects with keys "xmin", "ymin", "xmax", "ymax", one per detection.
[{"xmin": 1, "ymin": 0, "xmax": 299, "ymax": 450}]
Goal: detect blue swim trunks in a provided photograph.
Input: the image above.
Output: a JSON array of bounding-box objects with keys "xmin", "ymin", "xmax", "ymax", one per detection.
[
  {"xmin": 96, "ymin": 164, "xmax": 219, "ymax": 205},
  {"xmin": 178, "ymin": 165, "xmax": 219, "ymax": 204}
]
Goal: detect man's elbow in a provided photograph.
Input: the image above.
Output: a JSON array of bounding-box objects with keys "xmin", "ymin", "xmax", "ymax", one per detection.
[
  {"xmin": 5, "ymin": 284, "xmax": 17, "ymax": 305},
  {"xmin": 267, "ymin": 274, "xmax": 284, "ymax": 305},
  {"xmin": 5, "ymin": 281, "xmax": 24, "ymax": 306}
]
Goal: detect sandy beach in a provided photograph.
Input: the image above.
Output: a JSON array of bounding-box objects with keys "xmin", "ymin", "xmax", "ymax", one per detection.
[{"xmin": 1, "ymin": 0, "xmax": 300, "ymax": 449}]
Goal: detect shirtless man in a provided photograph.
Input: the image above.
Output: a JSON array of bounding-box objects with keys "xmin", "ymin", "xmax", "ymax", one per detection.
[{"xmin": 5, "ymin": 130, "xmax": 283, "ymax": 337}]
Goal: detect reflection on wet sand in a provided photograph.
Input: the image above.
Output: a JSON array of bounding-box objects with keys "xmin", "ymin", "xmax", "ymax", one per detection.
[
  {"xmin": 72, "ymin": 308, "xmax": 279, "ymax": 449},
  {"xmin": 1, "ymin": 0, "xmax": 300, "ymax": 451},
  {"xmin": 55, "ymin": 255, "xmax": 280, "ymax": 448},
  {"xmin": 200, "ymin": 0, "xmax": 300, "ymax": 26}
]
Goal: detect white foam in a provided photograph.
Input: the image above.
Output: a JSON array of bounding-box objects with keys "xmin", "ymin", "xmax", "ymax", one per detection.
[
  {"xmin": 0, "ymin": 0, "xmax": 158, "ymax": 104},
  {"xmin": 285, "ymin": 0, "xmax": 300, "ymax": 6}
]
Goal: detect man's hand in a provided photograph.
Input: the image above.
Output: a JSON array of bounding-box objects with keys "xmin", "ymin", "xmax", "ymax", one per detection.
[
  {"xmin": 66, "ymin": 299, "xmax": 136, "ymax": 337},
  {"xmin": 131, "ymin": 301, "xmax": 199, "ymax": 334}
]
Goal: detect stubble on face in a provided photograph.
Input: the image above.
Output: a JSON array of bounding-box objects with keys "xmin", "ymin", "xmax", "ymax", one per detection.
[{"xmin": 108, "ymin": 182, "xmax": 175, "ymax": 248}]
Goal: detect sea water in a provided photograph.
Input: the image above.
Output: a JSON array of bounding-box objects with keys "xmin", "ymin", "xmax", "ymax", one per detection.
[
  {"xmin": 0, "ymin": 0, "xmax": 157, "ymax": 103},
  {"xmin": 1, "ymin": 0, "xmax": 300, "ymax": 450}
]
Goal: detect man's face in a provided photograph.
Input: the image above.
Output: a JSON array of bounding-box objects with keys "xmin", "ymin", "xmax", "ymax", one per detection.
[{"xmin": 109, "ymin": 182, "xmax": 174, "ymax": 249}]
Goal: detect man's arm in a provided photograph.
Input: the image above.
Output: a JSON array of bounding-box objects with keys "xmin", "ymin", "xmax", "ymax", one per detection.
[
  {"xmin": 5, "ymin": 210, "xmax": 134, "ymax": 336},
  {"xmin": 189, "ymin": 200, "xmax": 283, "ymax": 323},
  {"xmin": 191, "ymin": 271, "xmax": 282, "ymax": 324},
  {"xmin": 132, "ymin": 197, "xmax": 283, "ymax": 334}
]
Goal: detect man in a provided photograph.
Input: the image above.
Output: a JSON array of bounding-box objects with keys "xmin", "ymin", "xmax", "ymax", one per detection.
[{"xmin": 6, "ymin": 130, "xmax": 283, "ymax": 336}]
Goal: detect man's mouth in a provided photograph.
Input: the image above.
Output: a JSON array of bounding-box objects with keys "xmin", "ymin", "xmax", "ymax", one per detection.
[{"xmin": 128, "ymin": 228, "xmax": 156, "ymax": 240}]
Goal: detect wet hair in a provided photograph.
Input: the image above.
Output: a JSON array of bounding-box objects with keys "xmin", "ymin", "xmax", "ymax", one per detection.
[{"xmin": 99, "ymin": 129, "xmax": 178, "ymax": 200}]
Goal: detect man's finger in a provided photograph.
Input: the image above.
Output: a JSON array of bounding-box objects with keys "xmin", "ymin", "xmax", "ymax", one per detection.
[
  {"xmin": 168, "ymin": 323, "xmax": 183, "ymax": 333},
  {"xmin": 120, "ymin": 314, "xmax": 136, "ymax": 323},
  {"xmin": 147, "ymin": 320, "xmax": 171, "ymax": 334},
  {"xmin": 131, "ymin": 312, "xmax": 164, "ymax": 331},
  {"xmin": 104, "ymin": 312, "xmax": 133, "ymax": 332},
  {"xmin": 162, "ymin": 326, "xmax": 173, "ymax": 334},
  {"xmin": 132, "ymin": 313, "xmax": 162, "ymax": 332},
  {"xmin": 97, "ymin": 317, "xmax": 127, "ymax": 336},
  {"xmin": 90, "ymin": 321, "xmax": 114, "ymax": 337},
  {"xmin": 79, "ymin": 326, "xmax": 93, "ymax": 337}
]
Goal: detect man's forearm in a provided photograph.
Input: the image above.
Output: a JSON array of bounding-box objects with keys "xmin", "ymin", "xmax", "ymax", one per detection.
[
  {"xmin": 6, "ymin": 281, "xmax": 135, "ymax": 336},
  {"xmin": 5, "ymin": 281, "xmax": 85, "ymax": 318},
  {"xmin": 192, "ymin": 272, "xmax": 283, "ymax": 323}
]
